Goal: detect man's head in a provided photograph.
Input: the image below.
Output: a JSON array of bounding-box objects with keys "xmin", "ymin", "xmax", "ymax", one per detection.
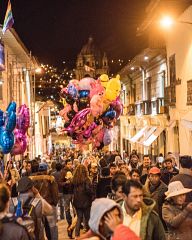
[
  {"xmin": 143, "ymin": 155, "xmax": 151, "ymax": 168},
  {"xmin": 179, "ymin": 155, "xmax": 192, "ymax": 169},
  {"xmin": 130, "ymin": 169, "xmax": 140, "ymax": 182},
  {"xmin": 122, "ymin": 180, "xmax": 143, "ymax": 213},
  {"xmin": 90, "ymin": 163, "xmax": 98, "ymax": 175},
  {"xmin": 89, "ymin": 198, "xmax": 123, "ymax": 239},
  {"xmin": 130, "ymin": 154, "xmax": 139, "ymax": 165},
  {"xmin": 111, "ymin": 173, "xmax": 127, "ymax": 199},
  {"xmin": 164, "ymin": 158, "xmax": 173, "ymax": 171},
  {"xmin": 148, "ymin": 167, "xmax": 161, "ymax": 186},
  {"xmin": 110, "ymin": 163, "xmax": 117, "ymax": 176},
  {"xmin": 17, "ymin": 176, "xmax": 34, "ymax": 193},
  {"xmin": 65, "ymin": 159, "xmax": 73, "ymax": 170},
  {"xmin": 38, "ymin": 162, "xmax": 48, "ymax": 173}
]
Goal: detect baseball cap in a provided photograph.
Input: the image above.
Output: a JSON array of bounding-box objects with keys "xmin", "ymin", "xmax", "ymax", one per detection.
[{"xmin": 149, "ymin": 167, "xmax": 161, "ymax": 175}]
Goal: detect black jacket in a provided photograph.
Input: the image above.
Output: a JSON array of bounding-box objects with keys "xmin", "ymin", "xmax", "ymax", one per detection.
[{"xmin": 96, "ymin": 176, "xmax": 112, "ymax": 198}]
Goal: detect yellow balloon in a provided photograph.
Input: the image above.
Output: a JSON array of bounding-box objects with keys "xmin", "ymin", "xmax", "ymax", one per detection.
[
  {"xmin": 105, "ymin": 74, "xmax": 121, "ymax": 101},
  {"xmin": 100, "ymin": 74, "xmax": 109, "ymax": 89}
]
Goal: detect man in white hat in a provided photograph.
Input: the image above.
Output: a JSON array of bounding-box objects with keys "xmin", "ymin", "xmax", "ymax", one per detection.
[
  {"xmin": 162, "ymin": 181, "xmax": 192, "ymax": 240},
  {"xmin": 170, "ymin": 155, "xmax": 192, "ymax": 202}
]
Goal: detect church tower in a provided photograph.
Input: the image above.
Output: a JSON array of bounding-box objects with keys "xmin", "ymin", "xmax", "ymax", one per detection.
[{"xmin": 75, "ymin": 37, "xmax": 109, "ymax": 80}]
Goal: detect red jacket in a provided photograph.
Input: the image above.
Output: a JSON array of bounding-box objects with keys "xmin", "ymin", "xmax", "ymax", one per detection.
[{"xmin": 78, "ymin": 225, "xmax": 140, "ymax": 240}]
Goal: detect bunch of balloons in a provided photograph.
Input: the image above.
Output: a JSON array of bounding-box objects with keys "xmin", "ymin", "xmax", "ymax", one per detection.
[
  {"xmin": 11, "ymin": 104, "xmax": 30, "ymax": 155},
  {"xmin": 60, "ymin": 74, "xmax": 123, "ymax": 149},
  {"xmin": 0, "ymin": 102, "xmax": 16, "ymax": 154}
]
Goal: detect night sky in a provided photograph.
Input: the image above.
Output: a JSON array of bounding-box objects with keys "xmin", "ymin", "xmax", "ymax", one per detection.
[{"xmin": 0, "ymin": 0, "xmax": 149, "ymax": 69}]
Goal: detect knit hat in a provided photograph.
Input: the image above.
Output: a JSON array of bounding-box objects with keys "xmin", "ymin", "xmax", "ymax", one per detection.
[{"xmin": 165, "ymin": 181, "xmax": 192, "ymax": 199}]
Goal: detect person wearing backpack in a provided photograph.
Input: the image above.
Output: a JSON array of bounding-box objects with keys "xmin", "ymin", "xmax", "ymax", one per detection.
[
  {"xmin": 0, "ymin": 183, "xmax": 31, "ymax": 240},
  {"xmin": 10, "ymin": 176, "xmax": 44, "ymax": 240},
  {"xmin": 30, "ymin": 162, "xmax": 59, "ymax": 240}
]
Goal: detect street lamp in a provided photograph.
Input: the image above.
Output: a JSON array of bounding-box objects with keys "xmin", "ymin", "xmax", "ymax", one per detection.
[
  {"xmin": 160, "ymin": 16, "xmax": 192, "ymax": 29},
  {"xmin": 160, "ymin": 16, "xmax": 174, "ymax": 28}
]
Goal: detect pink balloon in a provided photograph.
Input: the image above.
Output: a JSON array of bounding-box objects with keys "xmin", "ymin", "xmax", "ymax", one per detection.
[
  {"xmin": 17, "ymin": 104, "xmax": 30, "ymax": 133},
  {"xmin": 11, "ymin": 129, "xmax": 27, "ymax": 155},
  {"xmin": 90, "ymin": 95, "xmax": 104, "ymax": 117},
  {"xmin": 79, "ymin": 77, "xmax": 95, "ymax": 90},
  {"xmin": 90, "ymin": 80, "xmax": 105, "ymax": 98},
  {"xmin": 110, "ymin": 97, "xmax": 123, "ymax": 119},
  {"xmin": 65, "ymin": 108, "xmax": 91, "ymax": 134}
]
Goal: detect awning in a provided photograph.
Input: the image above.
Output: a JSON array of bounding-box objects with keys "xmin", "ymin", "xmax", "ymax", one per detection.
[
  {"xmin": 138, "ymin": 126, "xmax": 157, "ymax": 144},
  {"xmin": 129, "ymin": 126, "xmax": 149, "ymax": 143},
  {"xmin": 142, "ymin": 127, "xmax": 165, "ymax": 147},
  {"xmin": 181, "ymin": 111, "xmax": 192, "ymax": 130}
]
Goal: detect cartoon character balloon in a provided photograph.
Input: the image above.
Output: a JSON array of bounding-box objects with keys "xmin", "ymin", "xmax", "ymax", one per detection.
[
  {"xmin": 11, "ymin": 104, "xmax": 30, "ymax": 155},
  {"xmin": 105, "ymin": 74, "xmax": 121, "ymax": 101},
  {"xmin": 59, "ymin": 73, "xmax": 123, "ymax": 150},
  {"xmin": 0, "ymin": 102, "xmax": 16, "ymax": 154}
]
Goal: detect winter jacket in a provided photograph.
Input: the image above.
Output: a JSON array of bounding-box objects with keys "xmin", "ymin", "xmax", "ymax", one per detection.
[
  {"xmin": 0, "ymin": 213, "xmax": 30, "ymax": 240},
  {"xmin": 170, "ymin": 168, "xmax": 192, "ymax": 202},
  {"xmin": 112, "ymin": 224, "xmax": 140, "ymax": 240},
  {"xmin": 73, "ymin": 179, "xmax": 93, "ymax": 209},
  {"xmin": 96, "ymin": 176, "xmax": 112, "ymax": 198},
  {"xmin": 161, "ymin": 167, "xmax": 179, "ymax": 185},
  {"xmin": 162, "ymin": 201, "xmax": 192, "ymax": 240},
  {"xmin": 59, "ymin": 167, "xmax": 73, "ymax": 194},
  {"xmin": 143, "ymin": 180, "xmax": 167, "ymax": 217},
  {"xmin": 29, "ymin": 174, "xmax": 59, "ymax": 206},
  {"xmin": 120, "ymin": 198, "xmax": 166, "ymax": 240}
]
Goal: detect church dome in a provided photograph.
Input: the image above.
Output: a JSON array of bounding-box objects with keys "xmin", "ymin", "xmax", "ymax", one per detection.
[{"xmin": 80, "ymin": 37, "xmax": 100, "ymax": 56}]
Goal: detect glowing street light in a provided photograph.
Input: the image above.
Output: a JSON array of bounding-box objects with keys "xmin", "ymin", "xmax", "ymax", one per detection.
[
  {"xmin": 35, "ymin": 67, "xmax": 42, "ymax": 74},
  {"xmin": 160, "ymin": 16, "xmax": 174, "ymax": 29}
]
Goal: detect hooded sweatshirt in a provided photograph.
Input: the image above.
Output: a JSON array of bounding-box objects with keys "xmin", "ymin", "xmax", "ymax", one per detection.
[{"xmin": 88, "ymin": 198, "xmax": 123, "ymax": 240}]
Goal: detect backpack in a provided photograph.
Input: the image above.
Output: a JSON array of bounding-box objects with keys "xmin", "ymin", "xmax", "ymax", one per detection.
[
  {"xmin": 11, "ymin": 196, "xmax": 41, "ymax": 240},
  {"xmin": 0, "ymin": 214, "xmax": 32, "ymax": 240}
]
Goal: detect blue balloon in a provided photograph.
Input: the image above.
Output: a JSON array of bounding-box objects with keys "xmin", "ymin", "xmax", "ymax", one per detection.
[
  {"xmin": 5, "ymin": 111, "xmax": 16, "ymax": 132},
  {"xmin": 103, "ymin": 109, "xmax": 116, "ymax": 119},
  {"xmin": 0, "ymin": 130, "xmax": 14, "ymax": 154},
  {"xmin": 0, "ymin": 110, "xmax": 4, "ymax": 127},
  {"xmin": 68, "ymin": 85, "xmax": 78, "ymax": 98},
  {"xmin": 79, "ymin": 90, "xmax": 90, "ymax": 98},
  {"xmin": 6, "ymin": 101, "xmax": 16, "ymax": 114}
]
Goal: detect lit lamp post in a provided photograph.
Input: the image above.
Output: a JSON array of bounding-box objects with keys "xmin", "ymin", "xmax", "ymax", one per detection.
[{"xmin": 160, "ymin": 16, "xmax": 192, "ymax": 29}]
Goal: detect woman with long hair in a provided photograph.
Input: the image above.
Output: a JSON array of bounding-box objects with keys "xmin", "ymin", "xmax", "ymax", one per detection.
[{"xmin": 72, "ymin": 164, "xmax": 93, "ymax": 239}]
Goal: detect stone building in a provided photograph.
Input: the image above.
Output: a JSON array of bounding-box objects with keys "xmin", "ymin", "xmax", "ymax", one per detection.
[
  {"xmin": 75, "ymin": 37, "xmax": 109, "ymax": 79},
  {"xmin": 119, "ymin": 0, "xmax": 192, "ymax": 159}
]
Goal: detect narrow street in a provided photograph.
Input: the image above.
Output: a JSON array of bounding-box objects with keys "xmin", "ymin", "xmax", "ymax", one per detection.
[{"xmin": 58, "ymin": 220, "xmax": 69, "ymax": 240}]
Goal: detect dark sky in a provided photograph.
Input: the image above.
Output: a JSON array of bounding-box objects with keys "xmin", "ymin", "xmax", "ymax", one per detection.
[{"xmin": 0, "ymin": 0, "xmax": 149, "ymax": 68}]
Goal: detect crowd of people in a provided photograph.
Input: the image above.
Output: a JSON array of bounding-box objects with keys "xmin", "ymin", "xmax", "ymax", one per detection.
[{"xmin": 0, "ymin": 148, "xmax": 192, "ymax": 240}]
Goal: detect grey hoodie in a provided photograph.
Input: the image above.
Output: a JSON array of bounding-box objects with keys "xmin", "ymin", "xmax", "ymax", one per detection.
[{"xmin": 88, "ymin": 198, "xmax": 123, "ymax": 239}]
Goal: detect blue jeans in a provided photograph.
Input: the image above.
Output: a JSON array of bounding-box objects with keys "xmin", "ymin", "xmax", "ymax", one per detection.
[
  {"xmin": 46, "ymin": 206, "xmax": 58, "ymax": 240},
  {"xmin": 63, "ymin": 194, "xmax": 73, "ymax": 226}
]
